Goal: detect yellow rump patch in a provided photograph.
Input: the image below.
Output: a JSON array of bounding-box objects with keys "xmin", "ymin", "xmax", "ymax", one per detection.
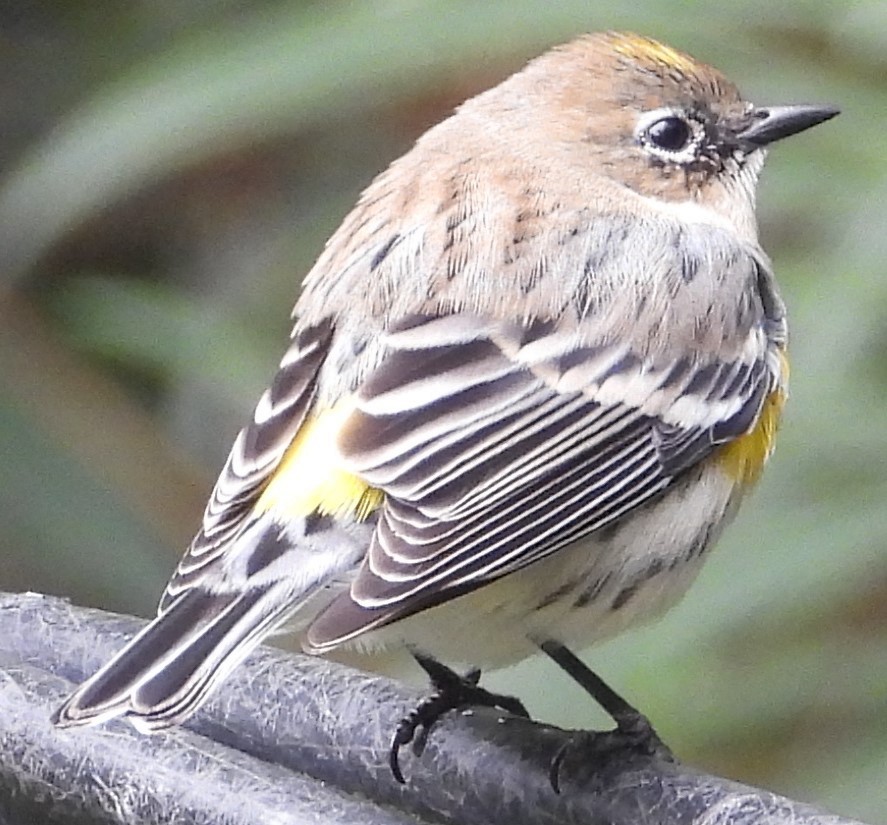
[
  {"xmin": 608, "ymin": 32, "xmax": 699, "ymax": 76},
  {"xmin": 717, "ymin": 351, "xmax": 789, "ymax": 486},
  {"xmin": 255, "ymin": 403, "xmax": 383, "ymax": 522},
  {"xmin": 717, "ymin": 385, "xmax": 787, "ymax": 486}
]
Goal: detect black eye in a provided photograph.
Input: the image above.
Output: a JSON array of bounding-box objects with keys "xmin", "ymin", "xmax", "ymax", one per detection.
[{"xmin": 646, "ymin": 116, "xmax": 693, "ymax": 152}]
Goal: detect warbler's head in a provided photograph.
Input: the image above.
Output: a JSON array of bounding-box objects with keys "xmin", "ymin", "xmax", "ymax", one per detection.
[{"xmin": 460, "ymin": 31, "xmax": 838, "ymax": 236}]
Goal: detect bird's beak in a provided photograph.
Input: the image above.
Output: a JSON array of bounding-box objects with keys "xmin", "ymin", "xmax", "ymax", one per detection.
[{"xmin": 738, "ymin": 104, "xmax": 839, "ymax": 147}]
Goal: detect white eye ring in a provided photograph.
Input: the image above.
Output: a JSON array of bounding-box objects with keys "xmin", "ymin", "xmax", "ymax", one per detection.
[{"xmin": 635, "ymin": 108, "xmax": 705, "ymax": 164}]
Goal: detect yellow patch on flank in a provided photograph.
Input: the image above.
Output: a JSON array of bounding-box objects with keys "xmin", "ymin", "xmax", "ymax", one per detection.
[
  {"xmin": 717, "ymin": 385, "xmax": 787, "ymax": 486},
  {"xmin": 609, "ymin": 33, "xmax": 699, "ymax": 76},
  {"xmin": 255, "ymin": 403, "xmax": 383, "ymax": 521}
]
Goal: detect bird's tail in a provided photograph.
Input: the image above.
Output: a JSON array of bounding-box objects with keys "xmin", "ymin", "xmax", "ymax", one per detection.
[{"xmin": 53, "ymin": 581, "xmax": 304, "ymax": 731}]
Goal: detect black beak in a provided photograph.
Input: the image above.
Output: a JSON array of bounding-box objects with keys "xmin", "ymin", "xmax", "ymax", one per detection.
[{"xmin": 738, "ymin": 104, "xmax": 839, "ymax": 147}]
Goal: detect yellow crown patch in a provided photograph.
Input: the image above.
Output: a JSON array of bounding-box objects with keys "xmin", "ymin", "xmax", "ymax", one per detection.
[{"xmin": 607, "ymin": 32, "xmax": 700, "ymax": 77}]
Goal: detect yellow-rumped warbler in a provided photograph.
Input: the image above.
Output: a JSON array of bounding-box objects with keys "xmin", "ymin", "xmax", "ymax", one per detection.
[{"xmin": 54, "ymin": 32, "xmax": 837, "ymax": 778}]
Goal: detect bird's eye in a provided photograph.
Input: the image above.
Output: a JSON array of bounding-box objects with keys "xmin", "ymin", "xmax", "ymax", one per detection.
[
  {"xmin": 635, "ymin": 110, "xmax": 706, "ymax": 165},
  {"xmin": 646, "ymin": 116, "xmax": 693, "ymax": 153}
]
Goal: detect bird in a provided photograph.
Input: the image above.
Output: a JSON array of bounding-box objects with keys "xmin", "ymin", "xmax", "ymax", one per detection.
[{"xmin": 53, "ymin": 31, "xmax": 838, "ymax": 783}]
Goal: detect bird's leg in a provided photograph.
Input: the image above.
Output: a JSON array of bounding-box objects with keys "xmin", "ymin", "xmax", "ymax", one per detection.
[
  {"xmin": 538, "ymin": 639, "xmax": 675, "ymax": 792},
  {"xmin": 389, "ymin": 652, "xmax": 530, "ymax": 783}
]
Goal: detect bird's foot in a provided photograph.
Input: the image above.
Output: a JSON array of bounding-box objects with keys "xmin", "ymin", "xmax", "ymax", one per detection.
[
  {"xmin": 389, "ymin": 653, "xmax": 529, "ymax": 783},
  {"xmin": 536, "ymin": 639, "xmax": 675, "ymax": 792},
  {"xmin": 549, "ymin": 708, "xmax": 674, "ymax": 793}
]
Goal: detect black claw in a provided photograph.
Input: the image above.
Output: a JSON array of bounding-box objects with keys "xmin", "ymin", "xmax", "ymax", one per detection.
[
  {"xmin": 388, "ymin": 708, "xmax": 435, "ymax": 785},
  {"xmin": 549, "ymin": 739, "xmax": 572, "ymax": 794},
  {"xmin": 497, "ymin": 694, "xmax": 530, "ymax": 719},
  {"xmin": 389, "ymin": 723, "xmax": 412, "ymax": 784},
  {"xmin": 388, "ymin": 654, "xmax": 529, "ymax": 784}
]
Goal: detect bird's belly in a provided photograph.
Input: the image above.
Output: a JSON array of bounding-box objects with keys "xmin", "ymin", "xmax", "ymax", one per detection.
[{"xmin": 352, "ymin": 458, "xmax": 743, "ymax": 670}]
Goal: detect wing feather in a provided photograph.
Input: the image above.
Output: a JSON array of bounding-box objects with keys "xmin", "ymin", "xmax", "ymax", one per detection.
[
  {"xmin": 160, "ymin": 319, "xmax": 333, "ymax": 610},
  {"xmin": 307, "ymin": 311, "xmax": 778, "ymax": 648}
]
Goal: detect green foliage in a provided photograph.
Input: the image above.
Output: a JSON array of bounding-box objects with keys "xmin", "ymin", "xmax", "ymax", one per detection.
[{"xmin": 0, "ymin": 2, "xmax": 883, "ymax": 820}]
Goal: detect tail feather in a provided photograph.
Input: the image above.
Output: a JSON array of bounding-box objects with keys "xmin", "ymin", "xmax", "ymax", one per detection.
[
  {"xmin": 53, "ymin": 583, "xmax": 293, "ymax": 731},
  {"xmin": 54, "ymin": 513, "xmax": 370, "ymax": 731}
]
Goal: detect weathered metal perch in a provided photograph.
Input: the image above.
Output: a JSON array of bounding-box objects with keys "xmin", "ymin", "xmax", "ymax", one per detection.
[{"xmin": 0, "ymin": 592, "xmax": 864, "ymax": 825}]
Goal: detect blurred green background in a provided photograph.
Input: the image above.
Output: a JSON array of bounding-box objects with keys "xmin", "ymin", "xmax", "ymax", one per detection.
[{"xmin": 1, "ymin": 1, "xmax": 884, "ymax": 820}]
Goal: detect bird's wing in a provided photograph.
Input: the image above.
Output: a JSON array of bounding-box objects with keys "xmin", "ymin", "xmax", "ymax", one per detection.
[
  {"xmin": 55, "ymin": 317, "xmax": 343, "ymax": 729},
  {"xmin": 306, "ymin": 302, "xmax": 780, "ymax": 649},
  {"xmin": 159, "ymin": 318, "xmax": 334, "ymax": 611}
]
